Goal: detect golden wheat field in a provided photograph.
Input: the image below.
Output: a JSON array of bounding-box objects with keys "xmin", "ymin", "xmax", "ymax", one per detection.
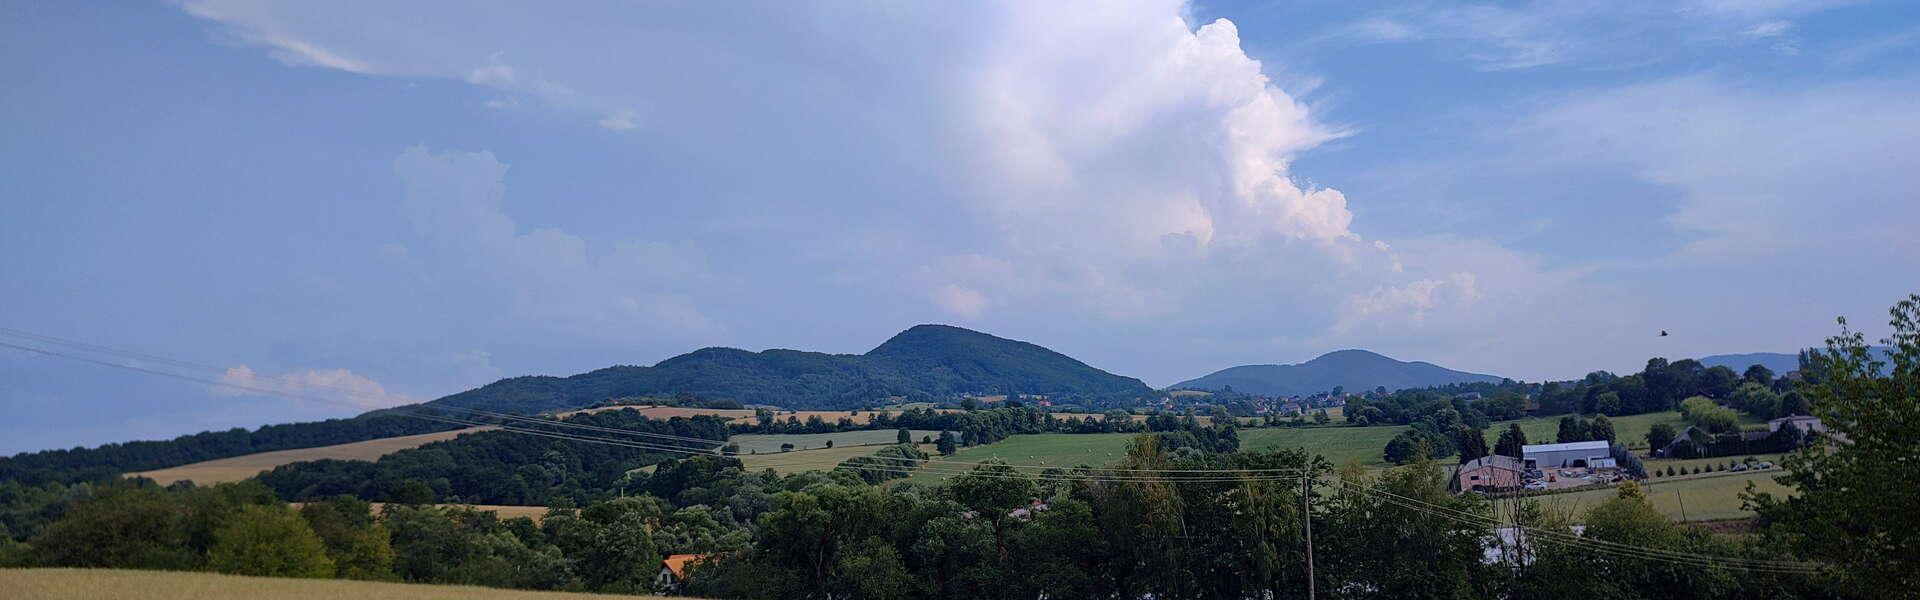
[
  {"xmin": 285, "ymin": 502, "xmax": 551, "ymax": 522},
  {"xmin": 556, "ymin": 404, "xmax": 962, "ymax": 425},
  {"xmin": 0, "ymin": 569, "xmax": 665, "ymax": 600},
  {"xmin": 131, "ymin": 428, "xmax": 494, "ymax": 485}
]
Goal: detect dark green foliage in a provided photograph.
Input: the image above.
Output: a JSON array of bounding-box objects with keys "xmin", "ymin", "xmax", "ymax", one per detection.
[
  {"xmin": 1590, "ymin": 414, "xmax": 1617, "ymax": 442},
  {"xmin": 1646, "ymin": 423, "xmax": 1677, "ymax": 451},
  {"xmin": 836, "ymin": 444, "xmax": 930, "ymax": 485},
  {"xmin": 298, "ymin": 496, "xmax": 395, "ymax": 579},
  {"xmin": 1494, "ymin": 423, "xmax": 1528, "ymax": 459},
  {"xmin": 1455, "ymin": 426, "xmax": 1490, "ymax": 464},
  {"xmin": 256, "ymin": 411, "xmax": 728, "ymax": 506},
  {"xmin": 1321, "ymin": 459, "xmax": 1498, "ymax": 599},
  {"xmin": 0, "ymin": 414, "xmax": 465, "ymax": 486},
  {"xmin": 1557, "ymin": 415, "xmax": 1591, "ymax": 443},
  {"xmin": 1750, "ymin": 293, "xmax": 1920, "ymax": 593},
  {"xmin": 936, "ymin": 431, "xmax": 958, "ymax": 455},
  {"xmin": 23, "ymin": 480, "xmax": 277, "ymax": 571},
  {"xmin": 1609, "ymin": 443, "xmax": 1646, "ymax": 478},
  {"xmin": 206, "ymin": 504, "xmax": 335, "ymax": 578},
  {"xmin": 426, "ymin": 325, "xmax": 1153, "ymax": 413},
  {"xmin": 1384, "ymin": 409, "xmax": 1463, "ymax": 464}
]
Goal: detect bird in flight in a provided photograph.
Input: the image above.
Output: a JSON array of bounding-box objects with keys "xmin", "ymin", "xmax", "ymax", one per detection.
[{"xmin": 1659, "ymin": 330, "xmax": 1669, "ymax": 337}]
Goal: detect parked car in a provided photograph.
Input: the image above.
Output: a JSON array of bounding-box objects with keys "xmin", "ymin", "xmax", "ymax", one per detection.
[{"xmin": 1524, "ymin": 481, "xmax": 1548, "ymax": 491}]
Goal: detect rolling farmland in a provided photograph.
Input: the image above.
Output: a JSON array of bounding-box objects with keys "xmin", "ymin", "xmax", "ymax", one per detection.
[
  {"xmin": 1239, "ymin": 425, "xmax": 1407, "ymax": 466},
  {"xmin": 131, "ymin": 427, "xmax": 494, "ymax": 485},
  {"xmin": 0, "ymin": 569, "xmax": 663, "ymax": 600},
  {"xmin": 738, "ymin": 442, "xmax": 939, "ymax": 474},
  {"xmin": 729, "ymin": 429, "xmax": 942, "ymax": 453},
  {"xmin": 905, "ymin": 433, "xmax": 1137, "ymax": 483},
  {"xmin": 1507, "ymin": 411, "xmax": 1685, "ymax": 451},
  {"xmin": 1507, "ymin": 470, "xmax": 1791, "ymax": 522}
]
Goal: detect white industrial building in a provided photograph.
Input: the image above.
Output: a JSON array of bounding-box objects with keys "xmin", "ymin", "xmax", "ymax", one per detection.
[{"xmin": 1522, "ymin": 440, "xmax": 1614, "ymax": 469}]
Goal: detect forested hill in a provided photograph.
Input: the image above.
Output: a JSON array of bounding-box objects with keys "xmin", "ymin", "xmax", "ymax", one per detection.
[
  {"xmin": 1172, "ymin": 349, "xmax": 1503, "ymax": 396},
  {"xmin": 423, "ymin": 324, "xmax": 1154, "ymax": 413},
  {"xmin": 1697, "ymin": 346, "xmax": 1893, "ymax": 375}
]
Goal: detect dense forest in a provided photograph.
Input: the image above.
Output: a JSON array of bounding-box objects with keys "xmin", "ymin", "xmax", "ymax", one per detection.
[
  {"xmin": 422, "ymin": 324, "xmax": 1154, "ymax": 413},
  {"xmin": 0, "ymin": 413, "xmax": 466, "ymax": 486},
  {"xmin": 256, "ymin": 411, "xmax": 731, "ymax": 506},
  {"xmin": 0, "ymin": 446, "xmax": 1851, "ymax": 599},
  {"xmin": 4, "ymin": 293, "xmax": 1919, "ymax": 598}
]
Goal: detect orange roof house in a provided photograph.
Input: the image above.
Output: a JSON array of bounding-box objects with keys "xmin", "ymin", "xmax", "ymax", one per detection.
[{"xmin": 656, "ymin": 553, "xmax": 711, "ymax": 591}]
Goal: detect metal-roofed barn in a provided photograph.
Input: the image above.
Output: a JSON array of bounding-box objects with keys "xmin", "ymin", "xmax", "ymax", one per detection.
[{"xmin": 1522, "ymin": 440, "xmax": 1612, "ymax": 469}]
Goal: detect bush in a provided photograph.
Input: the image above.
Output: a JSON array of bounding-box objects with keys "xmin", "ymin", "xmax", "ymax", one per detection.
[{"xmin": 208, "ymin": 505, "xmax": 335, "ymax": 578}]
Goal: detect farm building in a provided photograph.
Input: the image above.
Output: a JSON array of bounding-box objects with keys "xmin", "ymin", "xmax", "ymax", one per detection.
[
  {"xmin": 1768, "ymin": 415, "xmax": 1826, "ymax": 434},
  {"xmin": 1522, "ymin": 440, "xmax": 1612, "ymax": 469},
  {"xmin": 1456, "ymin": 455, "xmax": 1525, "ymax": 492}
]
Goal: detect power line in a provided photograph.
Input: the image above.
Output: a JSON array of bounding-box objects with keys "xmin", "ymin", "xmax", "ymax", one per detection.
[
  {"xmin": 0, "ymin": 327, "xmax": 1831, "ymax": 574},
  {"xmin": 1325, "ymin": 478, "xmax": 1823, "ymax": 573},
  {"xmin": 0, "ymin": 327, "xmax": 1311, "ymax": 477}
]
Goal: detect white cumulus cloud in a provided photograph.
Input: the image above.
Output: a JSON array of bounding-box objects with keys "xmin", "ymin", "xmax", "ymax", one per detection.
[{"xmin": 215, "ymin": 365, "xmax": 413, "ymax": 409}]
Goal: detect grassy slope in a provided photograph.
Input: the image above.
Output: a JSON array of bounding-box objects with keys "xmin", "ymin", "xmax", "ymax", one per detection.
[
  {"xmin": 0, "ymin": 569, "xmax": 662, "ymax": 600},
  {"xmin": 1508, "ymin": 470, "xmax": 1792, "ymax": 522},
  {"xmin": 131, "ymin": 428, "xmax": 495, "ymax": 485},
  {"xmin": 1507, "ymin": 411, "xmax": 1684, "ymax": 451},
  {"xmin": 729, "ymin": 430, "xmax": 942, "ymax": 453},
  {"xmin": 906, "ymin": 434, "xmax": 1138, "ymax": 483},
  {"xmin": 738, "ymin": 443, "xmax": 939, "ymax": 475},
  {"xmin": 1240, "ymin": 426, "xmax": 1406, "ymax": 466}
]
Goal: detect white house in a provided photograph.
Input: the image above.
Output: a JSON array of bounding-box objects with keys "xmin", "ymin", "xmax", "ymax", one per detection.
[
  {"xmin": 1768, "ymin": 415, "xmax": 1826, "ymax": 434},
  {"xmin": 1522, "ymin": 440, "xmax": 1612, "ymax": 469}
]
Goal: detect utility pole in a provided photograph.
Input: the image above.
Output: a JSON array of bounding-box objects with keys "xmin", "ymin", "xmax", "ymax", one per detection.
[{"xmin": 1303, "ymin": 472, "xmax": 1316, "ymax": 600}]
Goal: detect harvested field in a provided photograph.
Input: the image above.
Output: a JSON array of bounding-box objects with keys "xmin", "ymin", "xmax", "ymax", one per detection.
[
  {"xmin": 131, "ymin": 427, "xmax": 493, "ymax": 485},
  {"xmin": 0, "ymin": 568, "xmax": 662, "ymax": 600},
  {"xmin": 738, "ymin": 442, "xmax": 938, "ymax": 475},
  {"xmin": 729, "ymin": 430, "xmax": 942, "ymax": 453},
  {"xmin": 288, "ymin": 502, "xmax": 551, "ymax": 522}
]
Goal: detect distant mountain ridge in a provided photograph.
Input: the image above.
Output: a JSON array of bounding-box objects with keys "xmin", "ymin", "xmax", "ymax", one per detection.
[
  {"xmin": 1172, "ymin": 349, "xmax": 1503, "ymax": 396},
  {"xmin": 422, "ymin": 324, "xmax": 1153, "ymax": 413},
  {"xmin": 1697, "ymin": 347, "xmax": 1894, "ymax": 375}
]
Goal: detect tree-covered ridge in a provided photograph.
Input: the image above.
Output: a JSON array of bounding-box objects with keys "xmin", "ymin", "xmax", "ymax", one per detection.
[
  {"xmin": 424, "ymin": 324, "xmax": 1154, "ymax": 413},
  {"xmin": 256, "ymin": 410, "xmax": 731, "ymax": 507},
  {"xmin": 1172, "ymin": 349, "xmax": 1504, "ymax": 396},
  {"xmin": 0, "ymin": 414, "xmax": 467, "ymax": 486}
]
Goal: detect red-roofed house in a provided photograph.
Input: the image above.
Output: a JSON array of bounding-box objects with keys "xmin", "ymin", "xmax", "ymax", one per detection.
[{"xmin": 656, "ymin": 553, "xmax": 711, "ymax": 591}]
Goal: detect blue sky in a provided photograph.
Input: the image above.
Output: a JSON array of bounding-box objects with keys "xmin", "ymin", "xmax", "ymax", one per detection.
[{"xmin": 4, "ymin": 1, "xmax": 1918, "ymax": 453}]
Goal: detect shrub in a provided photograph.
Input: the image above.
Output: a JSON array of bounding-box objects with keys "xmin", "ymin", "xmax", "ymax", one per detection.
[{"xmin": 208, "ymin": 505, "xmax": 335, "ymax": 578}]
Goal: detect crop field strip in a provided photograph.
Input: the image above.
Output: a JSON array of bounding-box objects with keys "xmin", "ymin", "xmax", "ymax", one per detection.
[
  {"xmin": 728, "ymin": 429, "xmax": 944, "ymax": 453},
  {"xmin": 0, "ymin": 335, "xmax": 1814, "ymax": 573},
  {"xmin": 132, "ymin": 427, "xmax": 496, "ymax": 485},
  {"xmin": 4, "ymin": 330, "xmax": 1779, "ymax": 530},
  {"xmin": 0, "ymin": 569, "xmax": 665, "ymax": 600}
]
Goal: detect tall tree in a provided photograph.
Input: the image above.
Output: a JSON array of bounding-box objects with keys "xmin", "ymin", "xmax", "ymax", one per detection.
[
  {"xmin": 1555, "ymin": 416, "xmax": 1590, "ymax": 443},
  {"xmin": 1589, "ymin": 414, "xmax": 1616, "ymax": 443},
  {"xmin": 1750, "ymin": 293, "xmax": 1920, "ymax": 592},
  {"xmin": 1494, "ymin": 424, "xmax": 1528, "ymax": 459},
  {"xmin": 1455, "ymin": 427, "xmax": 1490, "ymax": 464},
  {"xmin": 1645, "ymin": 423, "xmax": 1676, "ymax": 452}
]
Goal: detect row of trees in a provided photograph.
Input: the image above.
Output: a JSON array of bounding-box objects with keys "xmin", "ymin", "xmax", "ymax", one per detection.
[
  {"xmin": 254, "ymin": 412, "xmax": 730, "ymax": 506},
  {"xmin": 0, "ymin": 413, "xmax": 466, "ymax": 486},
  {"xmin": 0, "ymin": 442, "xmax": 1853, "ymax": 599}
]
